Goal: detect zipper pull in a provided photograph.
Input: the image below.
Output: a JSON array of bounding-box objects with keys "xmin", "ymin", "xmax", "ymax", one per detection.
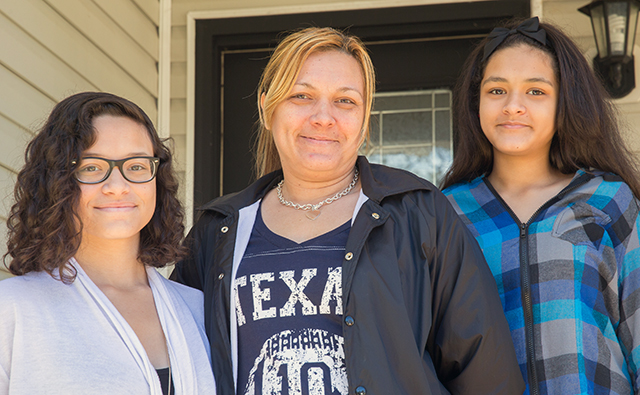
[{"xmin": 520, "ymin": 223, "xmax": 526, "ymax": 238}]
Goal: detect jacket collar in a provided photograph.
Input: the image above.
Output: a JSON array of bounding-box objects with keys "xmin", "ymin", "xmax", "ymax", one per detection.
[
  {"xmin": 198, "ymin": 169, "xmax": 282, "ymax": 216},
  {"xmin": 199, "ymin": 156, "xmax": 435, "ymax": 214}
]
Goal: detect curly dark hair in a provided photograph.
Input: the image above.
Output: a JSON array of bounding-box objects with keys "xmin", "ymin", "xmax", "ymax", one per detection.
[
  {"xmin": 4, "ymin": 91, "xmax": 187, "ymax": 282},
  {"xmin": 440, "ymin": 18, "xmax": 640, "ymax": 198}
]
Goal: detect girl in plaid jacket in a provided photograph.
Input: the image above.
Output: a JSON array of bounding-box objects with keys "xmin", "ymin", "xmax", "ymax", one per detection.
[{"xmin": 442, "ymin": 17, "xmax": 640, "ymax": 395}]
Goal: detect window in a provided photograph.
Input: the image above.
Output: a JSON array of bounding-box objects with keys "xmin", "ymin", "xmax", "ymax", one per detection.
[{"xmin": 361, "ymin": 89, "xmax": 453, "ymax": 184}]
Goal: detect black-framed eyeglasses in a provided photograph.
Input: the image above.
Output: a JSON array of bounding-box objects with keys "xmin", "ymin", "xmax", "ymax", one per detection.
[{"xmin": 71, "ymin": 156, "xmax": 160, "ymax": 184}]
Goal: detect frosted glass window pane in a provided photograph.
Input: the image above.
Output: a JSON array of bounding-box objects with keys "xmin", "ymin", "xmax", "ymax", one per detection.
[
  {"xmin": 435, "ymin": 110, "xmax": 451, "ymax": 142},
  {"xmin": 367, "ymin": 152, "xmax": 383, "ymax": 164},
  {"xmin": 368, "ymin": 114, "xmax": 381, "ymax": 145},
  {"xmin": 375, "ymin": 94, "xmax": 432, "ymax": 111},
  {"xmin": 435, "ymin": 141, "xmax": 453, "ymax": 183},
  {"xmin": 435, "ymin": 93, "xmax": 450, "ymax": 108},
  {"xmin": 379, "ymin": 146, "xmax": 446, "ymax": 182},
  {"xmin": 361, "ymin": 89, "xmax": 453, "ymax": 185},
  {"xmin": 382, "ymin": 112, "xmax": 432, "ymax": 144}
]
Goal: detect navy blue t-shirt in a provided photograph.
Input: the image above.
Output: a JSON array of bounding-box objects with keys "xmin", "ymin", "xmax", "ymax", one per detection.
[{"xmin": 234, "ymin": 206, "xmax": 349, "ymax": 395}]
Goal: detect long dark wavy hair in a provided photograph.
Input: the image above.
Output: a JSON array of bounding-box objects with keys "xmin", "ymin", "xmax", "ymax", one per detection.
[
  {"xmin": 440, "ymin": 18, "xmax": 640, "ymax": 198},
  {"xmin": 4, "ymin": 92, "xmax": 187, "ymax": 282}
]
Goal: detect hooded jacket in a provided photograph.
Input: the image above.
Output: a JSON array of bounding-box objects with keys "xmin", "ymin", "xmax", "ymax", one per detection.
[
  {"xmin": 444, "ymin": 170, "xmax": 640, "ymax": 394},
  {"xmin": 172, "ymin": 156, "xmax": 525, "ymax": 395}
]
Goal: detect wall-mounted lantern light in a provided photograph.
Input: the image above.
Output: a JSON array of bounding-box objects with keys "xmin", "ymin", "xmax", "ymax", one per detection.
[{"xmin": 579, "ymin": 0, "xmax": 640, "ymax": 98}]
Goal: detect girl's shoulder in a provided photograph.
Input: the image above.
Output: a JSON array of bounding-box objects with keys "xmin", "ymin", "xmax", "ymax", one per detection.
[
  {"xmin": 574, "ymin": 170, "xmax": 634, "ymax": 200},
  {"xmin": 566, "ymin": 169, "xmax": 639, "ymax": 219},
  {"xmin": 0, "ymin": 271, "xmax": 62, "ymax": 297},
  {"xmin": 0, "ymin": 271, "xmax": 70, "ymax": 321},
  {"xmin": 441, "ymin": 176, "xmax": 485, "ymax": 195}
]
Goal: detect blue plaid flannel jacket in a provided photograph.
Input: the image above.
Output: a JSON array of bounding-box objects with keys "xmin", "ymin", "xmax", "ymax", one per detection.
[{"xmin": 444, "ymin": 170, "xmax": 640, "ymax": 395}]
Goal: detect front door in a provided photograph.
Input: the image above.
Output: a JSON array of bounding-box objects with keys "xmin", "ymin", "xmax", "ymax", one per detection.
[{"xmin": 193, "ymin": 0, "xmax": 530, "ymax": 209}]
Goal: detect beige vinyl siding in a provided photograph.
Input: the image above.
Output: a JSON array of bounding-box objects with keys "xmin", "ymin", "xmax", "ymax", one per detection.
[
  {"xmin": 95, "ymin": 0, "xmax": 160, "ymax": 60},
  {"xmin": 133, "ymin": 0, "xmax": 160, "ymax": 25},
  {"xmin": 0, "ymin": 0, "xmax": 159, "ymax": 278}
]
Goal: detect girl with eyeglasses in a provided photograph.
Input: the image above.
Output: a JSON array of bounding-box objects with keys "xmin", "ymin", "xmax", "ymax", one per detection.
[
  {"xmin": 0, "ymin": 92, "xmax": 215, "ymax": 394},
  {"xmin": 442, "ymin": 17, "xmax": 640, "ymax": 394}
]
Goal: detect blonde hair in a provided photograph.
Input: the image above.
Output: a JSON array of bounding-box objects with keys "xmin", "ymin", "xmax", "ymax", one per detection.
[{"xmin": 255, "ymin": 27, "xmax": 376, "ymax": 177}]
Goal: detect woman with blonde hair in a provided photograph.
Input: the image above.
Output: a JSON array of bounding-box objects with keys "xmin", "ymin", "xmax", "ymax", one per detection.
[{"xmin": 173, "ymin": 27, "xmax": 524, "ymax": 394}]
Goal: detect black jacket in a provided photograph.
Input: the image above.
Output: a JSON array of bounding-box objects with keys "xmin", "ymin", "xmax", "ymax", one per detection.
[{"xmin": 172, "ymin": 156, "xmax": 525, "ymax": 394}]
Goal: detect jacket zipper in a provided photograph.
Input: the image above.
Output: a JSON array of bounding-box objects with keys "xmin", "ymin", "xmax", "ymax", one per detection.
[
  {"xmin": 485, "ymin": 173, "xmax": 592, "ymax": 395},
  {"xmin": 519, "ymin": 221, "xmax": 538, "ymax": 395}
]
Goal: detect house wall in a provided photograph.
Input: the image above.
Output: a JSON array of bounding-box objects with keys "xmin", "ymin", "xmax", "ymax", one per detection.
[
  {"xmin": 169, "ymin": 1, "xmax": 640, "ymax": 213},
  {"xmin": 0, "ymin": 0, "xmax": 160, "ymax": 280},
  {"xmin": 542, "ymin": 0, "xmax": 640, "ymax": 155},
  {"xmin": 3, "ymin": 0, "xmax": 640, "ymax": 280}
]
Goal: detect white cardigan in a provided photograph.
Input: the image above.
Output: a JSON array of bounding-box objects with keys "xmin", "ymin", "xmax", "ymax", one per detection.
[{"xmin": 0, "ymin": 260, "xmax": 216, "ymax": 394}]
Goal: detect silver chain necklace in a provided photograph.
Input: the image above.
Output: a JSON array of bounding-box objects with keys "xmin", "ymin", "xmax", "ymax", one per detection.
[{"xmin": 276, "ymin": 168, "xmax": 359, "ymax": 220}]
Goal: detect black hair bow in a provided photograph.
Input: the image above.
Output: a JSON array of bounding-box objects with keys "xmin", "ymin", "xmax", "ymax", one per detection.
[{"xmin": 483, "ymin": 17, "xmax": 547, "ymax": 62}]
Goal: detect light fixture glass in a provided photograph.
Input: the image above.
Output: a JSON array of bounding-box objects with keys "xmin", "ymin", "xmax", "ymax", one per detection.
[
  {"xmin": 627, "ymin": 3, "xmax": 640, "ymax": 55},
  {"xmin": 606, "ymin": 2, "xmax": 629, "ymax": 55},
  {"xmin": 591, "ymin": 4, "xmax": 608, "ymax": 57}
]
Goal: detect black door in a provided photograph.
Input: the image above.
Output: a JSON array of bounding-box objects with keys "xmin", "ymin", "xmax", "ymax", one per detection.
[{"xmin": 193, "ymin": 0, "xmax": 530, "ymax": 211}]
